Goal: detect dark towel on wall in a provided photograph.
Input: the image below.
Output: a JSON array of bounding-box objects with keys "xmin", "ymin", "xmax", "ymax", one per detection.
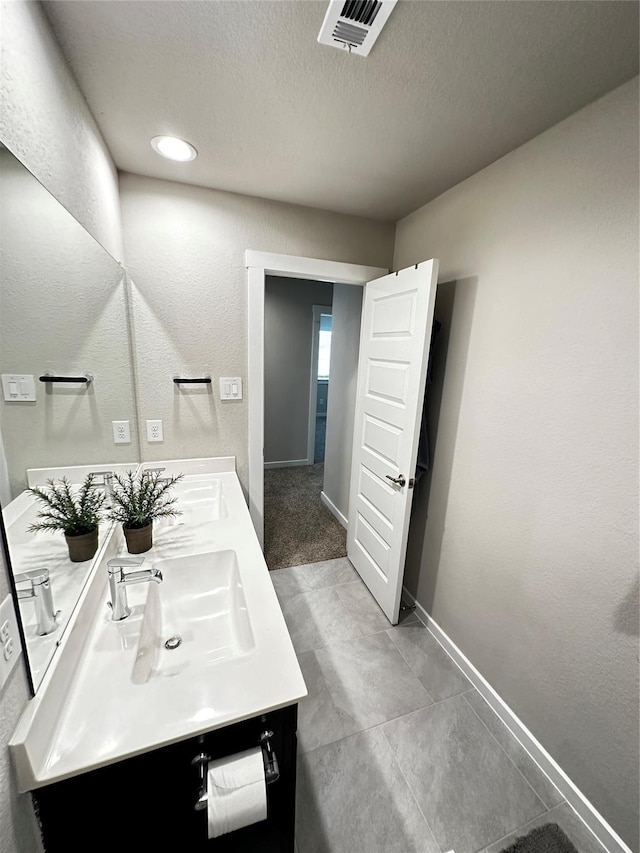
[{"xmin": 415, "ymin": 319, "xmax": 442, "ymax": 481}]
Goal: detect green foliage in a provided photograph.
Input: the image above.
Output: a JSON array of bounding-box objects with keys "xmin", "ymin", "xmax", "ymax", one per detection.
[
  {"xmin": 107, "ymin": 470, "xmax": 184, "ymax": 530},
  {"xmin": 28, "ymin": 474, "xmax": 105, "ymax": 537}
]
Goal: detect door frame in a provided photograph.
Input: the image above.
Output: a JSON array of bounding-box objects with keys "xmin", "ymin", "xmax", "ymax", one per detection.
[
  {"xmin": 246, "ymin": 250, "xmax": 388, "ymax": 546},
  {"xmin": 307, "ymin": 304, "xmax": 332, "ymax": 466}
]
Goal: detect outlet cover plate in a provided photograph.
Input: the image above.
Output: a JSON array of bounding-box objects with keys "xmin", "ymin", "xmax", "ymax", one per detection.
[
  {"xmin": 146, "ymin": 419, "xmax": 164, "ymax": 442},
  {"xmin": 112, "ymin": 420, "xmax": 131, "ymax": 444},
  {"xmin": 0, "ymin": 594, "xmax": 22, "ymax": 692}
]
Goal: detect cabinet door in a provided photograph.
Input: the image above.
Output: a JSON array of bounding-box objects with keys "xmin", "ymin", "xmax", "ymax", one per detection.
[{"xmin": 34, "ymin": 705, "xmax": 298, "ymax": 853}]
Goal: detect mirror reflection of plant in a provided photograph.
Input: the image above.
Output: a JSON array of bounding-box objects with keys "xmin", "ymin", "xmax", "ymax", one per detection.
[
  {"xmin": 28, "ymin": 474, "xmax": 105, "ymax": 536},
  {"xmin": 107, "ymin": 471, "xmax": 184, "ymax": 529}
]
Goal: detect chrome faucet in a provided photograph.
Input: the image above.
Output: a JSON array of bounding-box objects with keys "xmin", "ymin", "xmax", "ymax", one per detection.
[
  {"xmin": 89, "ymin": 470, "xmax": 115, "ymax": 503},
  {"xmin": 142, "ymin": 467, "xmax": 165, "ymax": 479},
  {"xmin": 107, "ymin": 557, "xmax": 163, "ymax": 621},
  {"xmin": 15, "ymin": 569, "xmax": 58, "ymax": 635}
]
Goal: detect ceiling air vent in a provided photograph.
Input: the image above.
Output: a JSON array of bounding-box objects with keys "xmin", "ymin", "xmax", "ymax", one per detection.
[{"xmin": 318, "ymin": 0, "xmax": 397, "ymax": 57}]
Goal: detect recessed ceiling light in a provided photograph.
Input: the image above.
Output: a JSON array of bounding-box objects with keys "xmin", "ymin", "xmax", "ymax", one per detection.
[{"xmin": 150, "ymin": 135, "xmax": 198, "ymax": 162}]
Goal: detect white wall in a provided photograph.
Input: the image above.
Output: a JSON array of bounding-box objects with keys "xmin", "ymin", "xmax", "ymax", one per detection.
[
  {"xmin": 323, "ymin": 284, "xmax": 363, "ymax": 521},
  {"xmin": 0, "ymin": 4, "xmax": 123, "ymax": 850},
  {"xmin": 395, "ymin": 78, "xmax": 639, "ymax": 851},
  {"xmin": 264, "ymin": 276, "xmax": 334, "ymax": 465},
  {"xmin": 119, "ymin": 172, "xmax": 395, "ymax": 491}
]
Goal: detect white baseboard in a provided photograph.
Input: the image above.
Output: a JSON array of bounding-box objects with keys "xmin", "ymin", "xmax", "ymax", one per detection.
[
  {"xmin": 320, "ymin": 491, "xmax": 348, "ymax": 529},
  {"xmin": 264, "ymin": 458, "xmax": 310, "ymax": 469},
  {"xmin": 402, "ymin": 587, "xmax": 632, "ymax": 853}
]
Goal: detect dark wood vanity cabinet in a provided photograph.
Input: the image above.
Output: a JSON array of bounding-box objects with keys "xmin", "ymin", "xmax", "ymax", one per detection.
[{"xmin": 33, "ymin": 704, "xmax": 298, "ymax": 853}]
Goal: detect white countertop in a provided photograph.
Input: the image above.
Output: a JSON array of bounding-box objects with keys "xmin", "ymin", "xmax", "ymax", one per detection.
[{"xmin": 10, "ymin": 458, "xmax": 307, "ymax": 792}]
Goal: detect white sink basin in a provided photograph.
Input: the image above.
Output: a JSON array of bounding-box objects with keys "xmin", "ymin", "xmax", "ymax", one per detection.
[
  {"xmin": 132, "ymin": 550, "xmax": 254, "ymax": 685},
  {"xmin": 173, "ymin": 479, "xmax": 228, "ymax": 520}
]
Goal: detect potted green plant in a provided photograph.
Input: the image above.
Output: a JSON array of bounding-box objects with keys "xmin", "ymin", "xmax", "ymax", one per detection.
[
  {"xmin": 28, "ymin": 474, "xmax": 106, "ymax": 563},
  {"xmin": 107, "ymin": 470, "xmax": 184, "ymax": 554}
]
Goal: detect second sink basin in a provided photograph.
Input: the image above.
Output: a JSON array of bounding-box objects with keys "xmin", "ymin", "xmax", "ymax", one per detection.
[
  {"xmin": 173, "ymin": 479, "xmax": 228, "ymax": 520},
  {"xmin": 132, "ymin": 550, "xmax": 254, "ymax": 685}
]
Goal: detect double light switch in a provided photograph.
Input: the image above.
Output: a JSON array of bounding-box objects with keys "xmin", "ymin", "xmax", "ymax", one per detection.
[
  {"xmin": 219, "ymin": 377, "xmax": 242, "ymax": 400},
  {"xmin": 2, "ymin": 374, "xmax": 36, "ymax": 402}
]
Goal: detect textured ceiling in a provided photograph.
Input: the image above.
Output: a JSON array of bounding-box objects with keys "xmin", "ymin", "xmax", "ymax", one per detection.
[{"xmin": 44, "ymin": 0, "xmax": 639, "ymax": 221}]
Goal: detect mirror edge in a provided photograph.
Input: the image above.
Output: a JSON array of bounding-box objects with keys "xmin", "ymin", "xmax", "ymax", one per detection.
[{"xmin": 0, "ymin": 500, "xmax": 36, "ymax": 697}]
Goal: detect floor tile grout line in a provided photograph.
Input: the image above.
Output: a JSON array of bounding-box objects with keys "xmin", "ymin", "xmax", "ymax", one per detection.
[
  {"xmin": 417, "ymin": 619, "xmax": 566, "ymax": 809},
  {"xmin": 296, "ymin": 645, "xmax": 477, "ymax": 736},
  {"xmin": 272, "ymin": 573, "xmax": 359, "ymax": 598},
  {"xmin": 295, "ymin": 621, "xmax": 425, "ymax": 657},
  {"xmin": 332, "ymin": 584, "xmax": 393, "ymax": 625},
  {"xmin": 297, "ymin": 697, "xmax": 557, "ymax": 852},
  {"xmin": 461, "ymin": 692, "xmax": 555, "ymax": 815},
  {"xmin": 385, "ymin": 626, "xmax": 455, "ymax": 704},
  {"xmin": 297, "ymin": 691, "xmax": 477, "ymax": 758},
  {"xmin": 470, "ymin": 804, "xmax": 566, "ymax": 853},
  {"xmin": 282, "ymin": 586, "xmax": 367, "ymax": 654},
  {"xmin": 377, "ymin": 723, "xmax": 443, "ymax": 853}
]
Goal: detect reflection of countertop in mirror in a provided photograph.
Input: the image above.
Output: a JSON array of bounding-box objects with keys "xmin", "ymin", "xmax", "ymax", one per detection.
[
  {"xmin": 3, "ymin": 462, "xmax": 138, "ymax": 689},
  {"xmin": 10, "ymin": 457, "xmax": 307, "ymax": 792},
  {"xmin": 4, "ymin": 489, "xmax": 111, "ymax": 687}
]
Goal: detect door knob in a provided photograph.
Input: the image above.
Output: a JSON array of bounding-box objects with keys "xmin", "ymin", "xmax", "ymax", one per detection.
[{"xmin": 385, "ymin": 474, "xmax": 406, "ymax": 487}]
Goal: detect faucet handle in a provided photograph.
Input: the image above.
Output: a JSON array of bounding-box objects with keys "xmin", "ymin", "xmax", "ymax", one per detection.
[
  {"xmin": 89, "ymin": 470, "xmax": 114, "ymax": 486},
  {"xmin": 108, "ymin": 556, "xmax": 145, "ymax": 574},
  {"xmin": 15, "ymin": 568, "xmax": 50, "ymax": 587},
  {"xmin": 142, "ymin": 467, "xmax": 166, "ymax": 479}
]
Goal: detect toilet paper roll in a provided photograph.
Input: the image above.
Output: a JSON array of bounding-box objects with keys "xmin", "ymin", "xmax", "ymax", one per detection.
[{"xmin": 207, "ymin": 746, "xmax": 267, "ymax": 839}]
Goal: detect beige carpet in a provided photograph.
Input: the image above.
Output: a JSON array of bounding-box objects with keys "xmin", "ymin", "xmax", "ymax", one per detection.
[{"xmin": 264, "ymin": 464, "xmax": 347, "ymax": 571}]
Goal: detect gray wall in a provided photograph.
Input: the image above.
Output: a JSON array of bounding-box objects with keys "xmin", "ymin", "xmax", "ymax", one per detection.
[
  {"xmin": 119, "ymin": 173, "xmax": 394, "ymax": 489},
  {"xmin": 0, "ymin": 2, "xmax": 123, "ymax": 850},
  {"xmin": 323, "ymin": 284, "xmax": 363, "ymax": 521},
  {"xmin": 0, "ymin": 1, "xmax": 123, "ymax": 261},
  {"xmin": 0, "ymin": 149, "xmax": 137, "ymax": 497},
  {"xmin": 395, "ymin": 78, "xmax": 639, "ymax": 851},
  {"xmin": 264, "ymin": 277, "xmax": 333, "ymax": 465}
]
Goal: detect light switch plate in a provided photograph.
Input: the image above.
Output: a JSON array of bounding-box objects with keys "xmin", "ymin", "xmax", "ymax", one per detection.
[
  {"xmin": 219, "ymin": 377, "xmax": 243, "ymax": 401},
  {"xmin": 2, "ymin": 374, "xmax": 36, "ymax": 402},
  {"xmin": 0, "ymin": 594, "xmax": 22, "ymax": 693}
]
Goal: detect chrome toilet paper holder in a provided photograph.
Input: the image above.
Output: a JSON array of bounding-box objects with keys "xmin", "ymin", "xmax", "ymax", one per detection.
[
  {"xmin": 192, "ymin": 730, "xmax": 280, "ymax": 812},
  {"xmin": 192, "ymin": 745, "xmax": 211, "ymax": 812},
  {"xmin": 260, "ymin": 729, "xmax": 280, "ymax": 785}
]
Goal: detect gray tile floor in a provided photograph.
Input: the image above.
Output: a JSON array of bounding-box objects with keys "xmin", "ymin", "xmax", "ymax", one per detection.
[{"xmin": 270, "ymin": 558, "xmax": 607, "ymax": 853}]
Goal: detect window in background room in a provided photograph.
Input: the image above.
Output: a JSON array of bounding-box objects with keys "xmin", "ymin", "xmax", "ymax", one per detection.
[{"xmin": 318, "ymin": 314, "xmax": 332, "ymax": 380}]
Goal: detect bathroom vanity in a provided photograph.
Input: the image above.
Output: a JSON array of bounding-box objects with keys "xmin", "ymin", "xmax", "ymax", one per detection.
[
  {"xmin": 9, "ymin": 457, "xmax": 307, "ymax": 852},
  {"xmin": 33, "ymin": 705, "xmax": 299, "ymax": 852}
]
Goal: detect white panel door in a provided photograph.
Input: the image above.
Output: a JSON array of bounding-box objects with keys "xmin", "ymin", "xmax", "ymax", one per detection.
[{"xmin": 347, "ymin": 260, "xmax": 439, "ymax": 624}]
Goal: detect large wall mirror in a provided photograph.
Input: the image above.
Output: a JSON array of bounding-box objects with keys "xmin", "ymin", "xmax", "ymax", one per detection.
[{"xmin": 0, "ymin": 144, "xmax": 140, "ymax": 692}]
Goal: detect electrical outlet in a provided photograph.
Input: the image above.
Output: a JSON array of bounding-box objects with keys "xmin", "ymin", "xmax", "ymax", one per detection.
[
  {"xmin": 112, "ymin": 420, "xmax": 131, "ymax": 444},
  {"xmin": 146, "ymin": 419, "xmax": 164, "ymax": 442},
  {"xmin": 0, "ymin": 595, "xmax": 21, "ymax": 692}
]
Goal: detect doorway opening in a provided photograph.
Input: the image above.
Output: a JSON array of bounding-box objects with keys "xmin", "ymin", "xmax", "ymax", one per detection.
[
  {"xmin": 246, "ymin": 251, "xmax": 387, "ymax": 550},
  {"xmin": 262, "ymin": 277, "xmax": 346, "ymax": 570}
]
